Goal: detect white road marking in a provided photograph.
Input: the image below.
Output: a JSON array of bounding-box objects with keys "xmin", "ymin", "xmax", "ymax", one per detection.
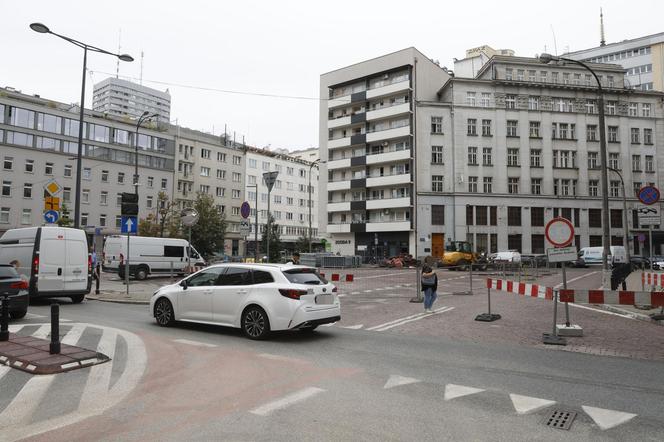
[
  {"xmin": 340, "ymin": 324, "xmax": 364, "ymax": 330},
  {"xmin": 444, "ymin": 384, "xmax": 485, "ymax": 401},
  {"xmin": 337, "ymin": 294, "xmax": 346, "ymax": 297},
  {"xmin": 7, "ymin": 325, "xmax": 25, "ymax": 334},
  {"xmin": 366, "ymin": 311, "xmax": 429, "ymax": 331},
  {"xmin": 363, "ymin": 290, "xmax": 373, "ymax": 293},
  {"xmin": 383, "ymin": 375, "xmax": 421, "ymax": 389},
  {"xmin": 509, "ymin": 394, "xmax": 556, "ymax": 415},
  {"xmin": 78, "ymin": 328, "xmax": 117, "ymax": 412},
  {"xmin": 24, "ymin": 313, "xmax": 46, "ymax": 319},
  {"xmin": 0, "ymin": 365, "xmax": 10, "ymax": 381},
  {"xmin": 172, "ymin": 338, "xmax": 217, "ymax": 348},
  {"xmin": 582, "ymin": 405, "xmax": 637, "ymax": 430},
  {"xmin": 554, "ymin": 270, "xmax": 601, "ymax": 289},
  {"xmin": 0, "ymin": 375, "xmax": 56, "ymax": 426},
  {"xmin": 351, "ymin": 291, "xmax": 361, "ymax": 295},
  {"xmin": 61, "ymin": 324, "xmax": 86, "ymax": 346},
  {"xmin": 371, "ymin": 307, "xmax": 455, "ymax": 332},
  {"xmin": 257, "ymin": 353, "xmax": 309, "ymax": 364},
  {"xmin": 31, "ymin": 324, "xmax": 51, "ymax": 339},
  {"xmin": 250, "ymin": 387, "xmax": 325, "ymax": 416},
  {"xmin": 353, "ymin": 272, "xmax": 410, "ymax": 280}
]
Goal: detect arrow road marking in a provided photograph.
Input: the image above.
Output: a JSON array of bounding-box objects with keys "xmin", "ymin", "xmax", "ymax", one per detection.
[
  {"xmin": 582, "ymin": 405, "xmax": 637, "ymax": 430},
  {"xmin": 383, "ymin": 375, "xmax": 421, "ymax": 389},
  {"xmin": 444, "ymin": 384, "xmax": 485, "ymax": 401},
  {"xmin": 509, "ymin": 394, "xmax": 556, "ymax": 415}
]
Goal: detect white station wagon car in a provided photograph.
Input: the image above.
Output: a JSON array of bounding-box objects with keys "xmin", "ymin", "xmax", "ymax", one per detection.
[{"xmin": 149, "ymin": 263, "xmax": 341, "ymax": 340}]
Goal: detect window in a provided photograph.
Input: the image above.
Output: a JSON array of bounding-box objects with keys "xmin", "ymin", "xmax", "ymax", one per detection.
[
  {"xmin": 467, "ymin": 119, "xmax": 477, "ymax": 135},
  {"xmin": 505, "ymin": 94, "xmax": 516, "ymax": 109},
  {"xmin": 531, "ymin": 178, "xmax": 542, "ymax": 195},
  {"xmin": 145, "ymin": 195, "xmax": 153, "ymax": 208},
  {"xmin": 554, "ymin": 98, "xmax": 573, "ymax": 112},
  {"xmin": 507, "ymin": 148, "xmax": 519, "ymax": 166},
  {"xmin": 117, "ymin": 172, "xmax": 125, "ymax": 184},
  {"xmin": 552, "ymin": 123, "xmax": 576, "ymax": 139},
  {"xmin": 611, "ymin": 209, "xmax": 623, "ymax": 228},
  {"xmin": 201, "ymin": 148, "xmax": 211, "ymax": 159},
  {"xmin": 23, "ymin": 159, "xmax": 34, "ymax": 173},
  {"xmin": 287, "ymin": 167, "xmax": 294, "ymax": 176},
  {"xmin": 587, "ymin": 124, "xmax": 598, "ymax": 141},
  {"xmin": 199, "ymin": 185, "xmax": 210, "ymax": 194},
  {"xmin": 37, "ymin": 113, "xmax": 61, "ymax": 133},
  {"xmin": 645, "ymin": 155, "xmax": 654, "ymax": 172},
  {"xmin": 81, "ymin": 213, "xmax": 88, "ymax": 226},
  {"xmin": 507, "ymin": 207, "xmax": 521, "ymax": 226},
  {"xmin": 483, "ymin": 177, "xmax": 492, "ymax": 193},
  {"xmin": 274, "ymin": 195, "xmax": 282, "ymax": 204},
  {"xmin": 482, "ymin": 148, "xmax": 492, "ymax": 166},
  {"xmin": 610, "ymin": 181, "xmax": 620, "ymax": 197},
  {"xmin": 553, "ymin": 150, "xmax": 576, "ymax": 168},
  {"xmin": 431, "ymin": 116, "xmax": 443, "ymax": 134},
  {"xmin": 517, "ymin": 70, "xmax": 524, "ymax": 81},
  {"xmin": 506, "ymin": 120, "xmax": 518, "ymax": 137},
  {"xmin": 161, "ymin": 178, "xmax": 168, "ymax": 189},
  {"xmin": 585, "ymin": 99, "xmax": 597, "ymax": 114},
  {"xmin": 232, "ymin": 207, "xmax": 240, "ymax": 216},
  {"xmin": 505, "ymin": 68, "xmax": 513, "ymax": 80},
  {"xmin": 82, "ymin": 189, "xmax": 90, "ymax": 203},
  {"xmin": 608, "ymin": 126, "xmax": 618, "ymax": 142},
  {"xmin": 0, "ymin": 207, "xmax": 9, "ymax": 224},
  {"xmin": 23, "ymin": 183, "xmax": 32, "ymax": 198},
  {"xmin": 217, "ymin": 169, "xmax": 226, "ymax": 180},
  {"xmin": 529, "ymin": 121, "xmax": 540, "ymax": 138},
  {"xmin": 200, "ymin": 166, "xmax": 210, "ymax": 177},
  {"xmin": 9, "ymin": 107, "xmax": 35, "ymax": 128},
  {"xmin": 606, "ymin": 101, "xmax": 617, "ymax": 115},
  {"xmin": 431, "ymin": 205, "xmax": 445, "ymax": 225},
  {"xmin": 589, "ymin": 180, "xmax": 599, "ymax": 197},
  {"xmin": 1, "ymin": 181, "xmax": 10, "ymax": 197},
  {"xmin": 476, "ymin": 206, "xmax": 488, "ymax": 225},
  {"xmin": 608, "ymin": 153, "xmax": 620, "ymax": 170},
  {"xmin": 528, "ymin": 96, "xmax": 539, "ymax": 110},
  {"xmin": 217, "ymin": 152, "xmax": 226, "ymax": 162},
  {"xmin": 3, "ymin": 157, "xmax": 13, "ymax": 170},
  {"xmin": 530, "ymin": 149, "xmax": 541, "ymax": 167},
  {"xmin": 468, "ymin": 176, "xmax": 478, "ymax": 193},
  {"xmin": 481, "ymin": 119, "xmax": 492, "ymax": 136},
  {"xmin": 643, "ymin": 128, "xmax": 653, "ymax": 144},
  {"xmin": 115, "ymin": 215, "xmax": 122, "ymax": 228},
  {"xmin": 21, "ymin": 209, "xmax": 31, "ymax": 225},
  {"xmin": 633, "ymin": 182, "xmax": 642, "ymax": 197},
  {"xmin": 249, "ymin": 158, "xmax": 257, "ymax": 168},
  {"xmin": 232, "ymin": 189, "xmax": 241, "ymax": 199},
  {"xmin": 467, "ymin": 147, "xmax": 478, "ymax": 165},
  {"xmin": 480, "ymin": 93, "xmax": 490, "ymax": 107},
  {"xmin": 642, "ymin": 103, "xmax": 651, "ymax": 117},
  {"xmin": 588, "ymin": 152, "xmax": 599, "ymax": 169},
  {"xmin": 216, "ymin": 187, "xmax": 225, "ymax": 197},
  {"xmin": 45, "ymin": 162, "xmax": 53, "ymax": 175},
  {"xmin": 631, "ymin": 128, "xmax": 640, "ymax": 144},
  {"xmin": 431, "ymin": 146, "xmax": 444, "ymax": 164},
  {"xmin": 528, "ymin": 70, "xmax": 537, "ymax": 82},
  {"xmin": 466, "ymin": 92, "xmax": 476, "ymax": 106},
  {"xmin": 232, "ymin": 172, "xmax": 241, "ymax": 182},
  {"xmin": 632, "ymin": 155, "xmax": 642, "ymax": 171},
  {"xmin": 629, "ymin": 103, "xmax": 638, "ymax": 116},
  {"xmin": 508, "ymin": 177, "xmax": 519, "ymax": 194},
  {"xmin": 434, "ymin": 175, "xmax": 444, "ymax": 192},
  {"xmin": 233, "ymin": 155, "xmax": 241, "ymax": 165},
  {"xmin": 251, "ymin": 270, "xmax": 274, "ymax": 285}
]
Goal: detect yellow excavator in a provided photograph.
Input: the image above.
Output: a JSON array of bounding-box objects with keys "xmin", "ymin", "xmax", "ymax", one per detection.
[{"xmin": 437, "ymin": 240, "xmax": 486, "ymax": 271}]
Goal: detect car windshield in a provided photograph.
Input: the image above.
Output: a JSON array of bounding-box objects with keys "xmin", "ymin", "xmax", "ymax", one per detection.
[
  {"xmin": 0, "ymin": 265, "xmax": 19, "ymax": 280},
  {"xmin": 282, "ymin": 268, "xmax": 327, "ymax": 285}
]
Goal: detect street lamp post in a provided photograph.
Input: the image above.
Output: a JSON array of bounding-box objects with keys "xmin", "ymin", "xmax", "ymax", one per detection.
[
  {"xmin": 30, "ymin": 23, "xmax": 133, "ymax": 229},
  {"xmin": 539, "ymin": 53, "xmax": 612, "ymax": 280},
  {"xmin": 134, "ymin": 112, "xmax": 158, "ymax": 196},
  {"xmin": 607, "ymin": 167, "xmax": 631, "ymax": 262},
  {"xmin": 308, "ymin": 159, "xmax": 320, "ymax": 253},
  {"xmin": 247, "ymin": 184, "xmax": 259, "ymax": 262}
]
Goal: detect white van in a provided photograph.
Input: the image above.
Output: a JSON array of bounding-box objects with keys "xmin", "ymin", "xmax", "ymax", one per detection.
[
  {"xmin": 103, "ymin": 235, "xmax": 206, "ymax": 280},
  {"xmin": 578, "ymin": 246, "xmax": 627, "ymax": 266},
  {"xmin": 0, "ymin": 227, "xmax": 91, "ymax": 303}
]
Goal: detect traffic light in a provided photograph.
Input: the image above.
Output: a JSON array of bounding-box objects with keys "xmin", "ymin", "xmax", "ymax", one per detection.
[{"xmin": 121, "ymin": 192, "xmax": 139, "ymax": 216}]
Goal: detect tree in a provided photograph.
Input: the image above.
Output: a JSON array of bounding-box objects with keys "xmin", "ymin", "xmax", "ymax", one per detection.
[
  {"xmin": 138, "ymin": 213, "xmax": 160, "ymax": 237},
  {"xmin": 138, "ymin": 192, "xmax": 178, "ymax": 238},
  {"xmin": 260, "ymin": 214, "xmax": 282, "ymax": 262},
  {"xmin": 57, "ymin": 204, "xmax": 72, "ymax": 227},
  {"xmin": 294, "ymin": 234, "xmax": 309, "ymax": 254},
  {"xmin": 189, "ymin": 193, "xmax": 226, "ymax": 259}
]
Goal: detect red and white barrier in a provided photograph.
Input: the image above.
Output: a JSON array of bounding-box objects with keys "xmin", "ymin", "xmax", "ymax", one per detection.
[
  {"xmin": 320, "ymin": 273, "xmax": 354, "ymax": 282},
  {"xmin": 641, "ymin": 272, "xmax": 664, "ymax": 291},
  {"xmin": 559, "ymin": 289, "xmax": 664, "ymax": 307},
  {"xmin": 486, "ymin": 278, "xmax": 553, "ymax": 300}
]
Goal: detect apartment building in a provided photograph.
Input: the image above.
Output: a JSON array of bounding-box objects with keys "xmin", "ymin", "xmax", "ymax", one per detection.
[
  {"xmin": 425, "ymin": 55, "xmax": 664, "ymax": 256},
  {"xmin": 319, "ymin": 48, "xmax": 450, "ymax": 257},
  {"xmin": 92, "ymin": 77, "xmax": 171, "ymax": 124},
  {"xmin": 566, "ymin": 32, "xmax": 664, "ymax": 91},
  {"xmin": 171, "ymin": 128, "xmax": 246, "ymax": 256},
  {"xmin": 0, "ymin": 87, "xmax": 175, "ymax": 237},
  {"xmin": 245, "ymin": 147, "xmax": 319, "ymax": 255},
  {"xmin": 290, "ymin": 147, "xmax": 319, "ymax": 163}
]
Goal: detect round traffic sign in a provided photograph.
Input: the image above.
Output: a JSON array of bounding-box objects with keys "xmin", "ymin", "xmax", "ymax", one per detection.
[
  {"xmin": 240, "ymin": 201, "xmax": 251, "ymax": 219},
  {"xmin": 638, "ymin": 233, "xmax": 646, "ymax": 243},
  {"xmin": 545, "ymin": 217, "xmax": 574, "ymax": 247},
  {"xmin": 638, "ymin": 185, "xmax": 660, "ymax": 205}
]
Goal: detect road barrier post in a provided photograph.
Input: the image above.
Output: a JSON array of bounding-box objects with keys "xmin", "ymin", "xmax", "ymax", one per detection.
[
  {"xmin": 0, "ymin": 296, "xmax": 8, "ymax": 341},
  {"xmin": 95, "ymin": 263, "xmax": 101, "ymax": 295},
  {"xmin": 475, "ymin": 280, "xmax": 501, "ymax": 322},
  {"xmin": 50, "ymin": 302, "xmax": 61, "ymax": 354},
  {"xmin": 170, "ymin": 261, "xmax": 174, "ymax": 284},
  {"xmin": 542, "ymin": 290, "xmax": 567, "ymax": 345}
]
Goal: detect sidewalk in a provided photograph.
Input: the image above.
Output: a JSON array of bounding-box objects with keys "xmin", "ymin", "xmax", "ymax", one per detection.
[{"xmin": 87, "ymin": 272, "xmax": 173, "ymax": 304}]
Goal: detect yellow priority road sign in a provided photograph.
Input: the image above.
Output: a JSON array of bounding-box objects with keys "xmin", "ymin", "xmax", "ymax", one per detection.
[{"xmin": 44, "ymin": 179, "xmax": 62, "ymax": 196}]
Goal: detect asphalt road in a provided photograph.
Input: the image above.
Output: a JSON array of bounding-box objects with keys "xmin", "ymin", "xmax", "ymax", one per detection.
[{"xmin": 3, "ymin": 294, "xmax": 663, "ymax": 442}]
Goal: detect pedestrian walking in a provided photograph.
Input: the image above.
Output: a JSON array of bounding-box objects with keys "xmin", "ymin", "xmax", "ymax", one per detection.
[{"xmin": 421, "ymin": 264, "xmax": 438, "ymax": 313}]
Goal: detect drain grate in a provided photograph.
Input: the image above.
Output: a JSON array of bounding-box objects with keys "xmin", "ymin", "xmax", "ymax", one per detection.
[{"xmin": 542, "ymin": 410, "xmax": 577, "ymax": 430}]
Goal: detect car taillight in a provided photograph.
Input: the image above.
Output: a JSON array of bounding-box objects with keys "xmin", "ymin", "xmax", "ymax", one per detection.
[
  {"xmin": 279, "ymin": 289, "xmax": 307, "ymax": 300},
  {"xmin": 9, "ymin": 280, "xmax": 29, "ymax": 290},
  {"xmin": 88, "ymin": 254, "xmax": 92, "ymax": 273},
  {"xmin": 33, "ymin": 255, "xmax": 39, "ymax": 275}
]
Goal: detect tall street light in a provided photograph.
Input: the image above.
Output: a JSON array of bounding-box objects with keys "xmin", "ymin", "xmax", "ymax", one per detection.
[
  {"xmin": 308, "ymin": 159, "xmax": 320, "ymax": 253},
  {"xmin": 246, "ymin": 184, "xmax": 259, "ymax": 262},
  {"xmin": 134, "ymin": 112, "xmax": 159, "ymax": 195},
  {"xmin": 607, "ymin": 166, "xmax": 631, "ymax": 263},
  {"xmin": 539, "ymin": 53, "xmax": 611, "ymax": 278},
  {"xmin": 30, "ymin": 23, "xmax": 134, "ymax": 229}
]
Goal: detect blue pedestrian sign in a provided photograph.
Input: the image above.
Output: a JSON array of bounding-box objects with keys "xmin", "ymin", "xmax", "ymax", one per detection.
[
  {"xmin": 44, "ymin": 210, "xmax": 59, "ymax": 224},
  {"xmin": 638, "ymin": 185, "xmax": 660, "ymax": 205},
  {"xmin": 121, "ymin": 216, "xmax": 137, "ymax": 233}
]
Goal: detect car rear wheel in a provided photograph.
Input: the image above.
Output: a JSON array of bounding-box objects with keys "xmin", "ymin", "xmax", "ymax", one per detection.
[
  {"xmin": 458, "ymin": 260, "xmax": 469, "ymax": 271},
  {"xmin": 70, "ymin": 294, "xmax": 85, "ymax": 304},
  {"xmin": 10, "ymin": 310, "xmax": 27, "ymax": 319},
  {"xmin": 154, "ymin": 298, "xmax": 175, "ymax": 326},
  {"xmin": 135, "ymin": 266, "xmax": 149, "ymax": 281},
  {"xmin": 242, "ymin": 306, "xmax": 270, "ymax": 340}
]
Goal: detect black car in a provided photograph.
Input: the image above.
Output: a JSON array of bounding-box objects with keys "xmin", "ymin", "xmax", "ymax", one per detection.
[
  {"xmin": 0, "ymin": 264, "xmax": 29, "ymax": 319},
  {"xmin": 629, "ymin": 255, "xmax": 650, "ymax": 270}
]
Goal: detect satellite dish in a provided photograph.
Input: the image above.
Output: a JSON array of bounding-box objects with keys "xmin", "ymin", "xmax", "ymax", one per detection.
[{"xmin": 180, "ymin": 208, "xmax": 199, "ymax": 227}]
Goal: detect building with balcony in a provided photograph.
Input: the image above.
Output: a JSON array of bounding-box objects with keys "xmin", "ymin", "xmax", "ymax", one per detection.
[
  {"xmin": 92, "ymin": 77, "xmax": 171, "ymax": 124},
  {"xmin": 566, "ymin": 32, "xmax": 664, "ymax": 92},
  {"xmin": 0, "ymin": 86, "xmax": 175, "ymax": 239},
  {"xmin": 319, "ymin": 48, "xmax": 450, "ymax": 258}
]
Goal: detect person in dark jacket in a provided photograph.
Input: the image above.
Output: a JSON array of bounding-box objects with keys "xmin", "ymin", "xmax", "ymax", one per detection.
[
  {"xmin": 610, "ymin": 262, "xmax": 632, "ymax": 290},
  {"xmin": 421, "ymin": 265, "xmax": 438, "ymax": 313}
]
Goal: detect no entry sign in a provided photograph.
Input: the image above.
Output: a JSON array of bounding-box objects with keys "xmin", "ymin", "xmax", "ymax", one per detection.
[{"xmin": 545, "ymin": 217, "xmax": 574, "ymax": 247}]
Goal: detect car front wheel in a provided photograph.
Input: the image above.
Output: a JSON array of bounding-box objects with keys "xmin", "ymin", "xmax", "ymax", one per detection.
[
  {"xmin": 242, "ymin": 306, "xmax": 270, "ymax": 340},
  {"xmin": 154, "ymin": 298, "xmax": 175, "ymax": 326},
  {"xmin": 10, "ymin": 310, "xmax": 27, "ymax": 320}
]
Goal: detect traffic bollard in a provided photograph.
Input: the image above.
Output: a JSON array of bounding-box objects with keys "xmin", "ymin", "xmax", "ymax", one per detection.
[
  {"xmin": 50, "ymin": 302, "xmax": 60, "ymax": 354},
  {"xmin": 95, "ymin": 263, "xmax": 101, "ymax": 295},
  {"xmin": 0, "ymin": 296, "xmax": 8, "ymax": 342}
]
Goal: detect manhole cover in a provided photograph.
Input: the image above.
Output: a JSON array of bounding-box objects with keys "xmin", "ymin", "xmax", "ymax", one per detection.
[{"xmin": 542, "ymin": 410, "xmax": 577, "ymax": 430}]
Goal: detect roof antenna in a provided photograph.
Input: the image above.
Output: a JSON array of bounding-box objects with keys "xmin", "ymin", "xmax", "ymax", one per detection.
[
  {"xmin": 550, "ymin": 25, "xmax": 558, "ymax": 56},
  {"xmin": 140, "ymin": 51, "xmax": 144, "ymax": 85},
  {"xmin": 116, "ymin": 28, "xmax": 122, "ymax": 78},
  {"xmin": 600, "ymin": 7, "xmax": 606, "ymax": 46}
]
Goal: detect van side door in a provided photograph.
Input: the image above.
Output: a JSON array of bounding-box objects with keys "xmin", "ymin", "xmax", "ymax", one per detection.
[
  {"xmin": 38, "ymin": 229, "xmax": 66, "ymax": 293},
  {"xmin": 64, "ymin": 229, "xmax": 89, "ymax": 292},
  {"xmin": 164, "ymin": 245, "xmax": 186, "ymax": 273}
]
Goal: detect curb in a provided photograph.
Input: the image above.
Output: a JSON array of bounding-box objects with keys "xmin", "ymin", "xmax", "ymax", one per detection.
[
  {"xmin": 596, "ymin": 304, "xmax": 664, "ymax": 326},
  {"xmin": 87, "ymin": 295, "xmax": 150, "ymax": 305}
]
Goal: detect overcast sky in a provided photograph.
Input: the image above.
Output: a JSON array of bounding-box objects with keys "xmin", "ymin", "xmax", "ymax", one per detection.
[{"xmin": 3, "ymin": 1, "xmax": 663, "ymax": 151}]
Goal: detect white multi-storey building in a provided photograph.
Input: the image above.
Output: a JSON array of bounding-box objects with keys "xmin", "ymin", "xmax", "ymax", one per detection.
[
  {"xmin": 245, "ymin": 147, "xmax": 319, "ymax": 255},
  {"xmin": 93, "ymin": 77, "xmax": 171, "ymax": 124}
]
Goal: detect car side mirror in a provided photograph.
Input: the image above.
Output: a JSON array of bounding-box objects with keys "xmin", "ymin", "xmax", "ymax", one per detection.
[{"xmin": 180, "ymin": 279, "xmax": 188, "ymax": 290}]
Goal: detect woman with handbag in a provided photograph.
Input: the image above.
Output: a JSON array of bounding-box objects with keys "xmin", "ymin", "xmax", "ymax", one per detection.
[{"xmin": 421, "ymin": 265, "xmax": 438, "ymax": 313}]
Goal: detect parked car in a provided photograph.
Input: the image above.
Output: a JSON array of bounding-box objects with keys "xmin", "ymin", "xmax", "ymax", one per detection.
[
  {"xmin": 489, "ymin": 251, "xmax": 522, "ymax": 264},
  {"xmin": 578, "ymin": 246, "xmax": 626, "ymax": 266},
  {"xmin": 149, "ymin": 264, "xmax": 341, "ymax": 340},
  {"xmin": 0, "ymin": 227, "xmax": 91, "ymax": 303},
  {"xmin": 629, "ymin": 255, "xmax": 650, "ymax": 270},
  {"xmin": 0, "ymin": 264, "xmax": 29, "ymax": 319},
  {"xmin": 651, "ymin": 256, "xmax": 664, "ymax": 270}
]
